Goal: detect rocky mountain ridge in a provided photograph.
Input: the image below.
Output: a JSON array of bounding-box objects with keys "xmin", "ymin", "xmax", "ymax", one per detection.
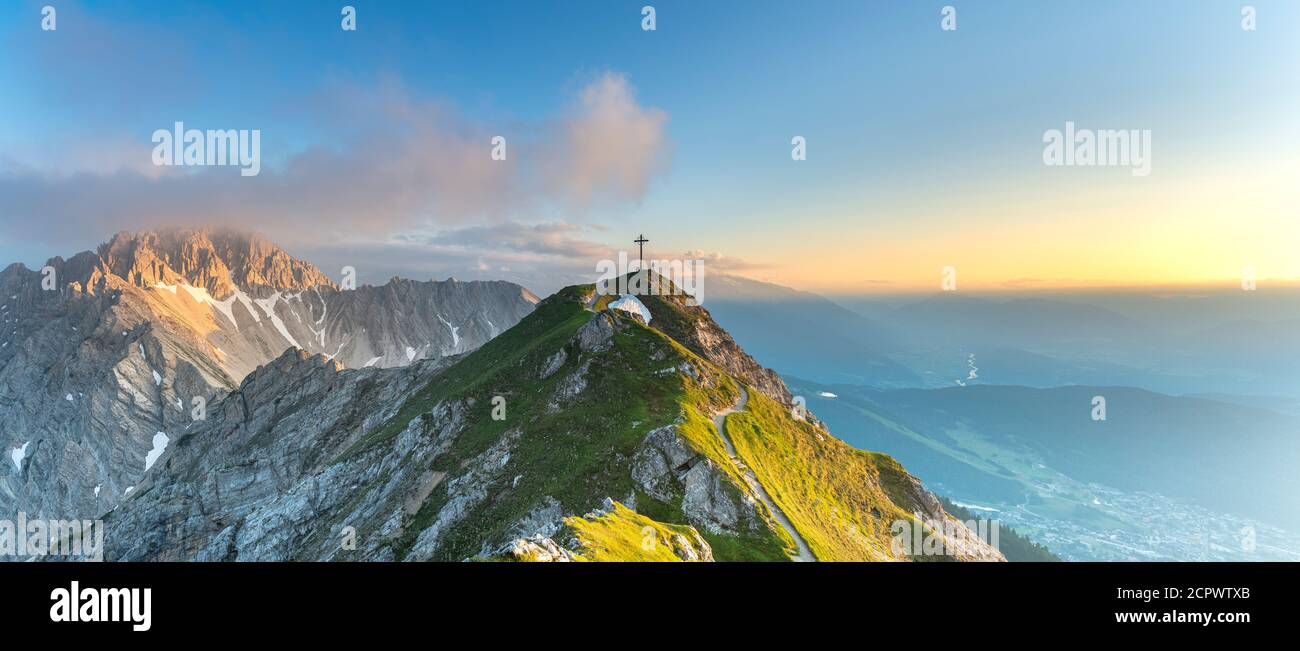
[
  {"xmin": 93, "ymin": 278, "xmax": 1003, "ymax": 562},
  {"xmin": 96, "ymin": 228, "xmax": 338, "ymax": 300},
  {"xmin": 0, "ymin": 229, "xmax": 537, "ymax": 524}
]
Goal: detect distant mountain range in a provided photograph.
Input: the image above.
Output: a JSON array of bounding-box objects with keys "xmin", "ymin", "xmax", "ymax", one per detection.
[
  {"xmin": 708, "ymin": 276, "xmax": 1300, "ymax": 396},
  {"xmin": 1, "ymin": 229, "xmax": 537, "ymax": 522},
  {"xmin": 705, "ymin": 274, "xmax": 918, "ymax": 386}
]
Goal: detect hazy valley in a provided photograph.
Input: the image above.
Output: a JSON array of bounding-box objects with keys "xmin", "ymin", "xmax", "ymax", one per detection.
[{"xmin": 706, "ymin": 274, "xmax": 1300, "ymax": 561}]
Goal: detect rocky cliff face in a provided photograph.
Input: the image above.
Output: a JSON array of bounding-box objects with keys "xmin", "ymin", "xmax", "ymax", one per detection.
[
  {"xmin": 102, "ymin": 348, "xmax": 453, "ymax": 561},
  {"xmin": 81, "ymin": 229, "xmax": 539, "ymax": 379},
  {"xmin": 0, "ymin": 229, "xmax": 537, "ymax": 525},
  {"xmin": 639, "ymin": 290, "xmax": 794, "ymax": 405},
  {"xmin": 97, "ymin": 229, "xmax": 337, "ymax": 300},
  {"xmin": 0, "ymin": 265, "xmax": 225, "ymax": 523},
  {"xmin": 92, "ymin": 283, "xmax": 1004, "ymax": 563}
]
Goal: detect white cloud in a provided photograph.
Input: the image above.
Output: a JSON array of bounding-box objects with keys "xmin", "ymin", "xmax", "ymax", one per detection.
[
  {"xmin": 0, "ymin": 74, "xmax": 671, "ymax": 255},
  {"xmin": 543, "ymin": 72, "xmax": 671, "ymax": 208}
]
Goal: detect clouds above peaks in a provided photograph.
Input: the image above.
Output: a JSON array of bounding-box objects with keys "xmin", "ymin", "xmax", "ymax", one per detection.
[
  {"xmin": 300, "ymin": 221, "xmax": 619, "ymax": 297},
  {"xmin": 0, "ymin": 72, "xmax": 671, "ymax": 250},
  {"xmin": 402, "ymin": 222, "xmax": 613, "ymax": 261}
]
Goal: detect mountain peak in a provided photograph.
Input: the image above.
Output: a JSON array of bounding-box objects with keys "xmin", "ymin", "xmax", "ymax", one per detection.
[{"xmin": 97, "ymin": 228, "xmax": 336, "ymax": 298}]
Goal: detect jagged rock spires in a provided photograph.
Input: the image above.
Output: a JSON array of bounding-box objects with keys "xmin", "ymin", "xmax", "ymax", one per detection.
[{"xmin": 97, "ymin": 228, "xmax": 337, "ymax": 300}]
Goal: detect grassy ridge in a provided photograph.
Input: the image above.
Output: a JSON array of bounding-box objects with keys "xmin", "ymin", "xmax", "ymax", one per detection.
[
  {"xmin": 340, "ymin": 286, "xmax": 593, "ymax": 460},
  {"xmin": 725, "ymin": 389, "xmax": 928, "ymax": 561},
  {"xmin": 364, "ymin": 286, "xmax": 791, "ymax": 561},
  {"xmin": 347, "ymin": 282, "xmax": 957, "ymax": 562}
]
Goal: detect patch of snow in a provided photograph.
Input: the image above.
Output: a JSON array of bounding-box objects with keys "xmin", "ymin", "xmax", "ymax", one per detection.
[
  {"xmin": 94, "ymin": 484, "xmax": 102, "ymax": 497},
  {"xmin": 302, "ymin": 292, "xmax": 328, "ymax": 345},
  {"xmin": 437, "ymin": 315, "xmax": 460, "ymax": 349},
  {"xmin": 253, "ymin": 291, "xmax": 302, "ymax": 349},
  {"xmin": 818, "ymin": 391, "xmax": 838, "ymax": 398},
  {"xmin": 144, "ymin": 431, "xmax": 169, "ymax": 472},
  {"xmin": 306, "ymin": 324, "xmax": 326, "ymax": 347},
  {"xmin": 10, "ymin": 441, "xmax": 30, "ymax": 472},
  {"xmin": 313, "ymin": 286, "xmax": 327, "ymax": 326},
  {"xmin": 363, "ymin": 356, "xmax": 383, "ymax": 368},
  {"xmin": 152, "ymin": 282, "xmax": 178, "ymax": 294},
  {"xmin": 233, "ymin": 290, "xmax": 261, "ymax": 324},
  {"xmin": 123, "ymin": 486, "xmax": 134, "ymax": 496},
  {"xmin": 152, "ymin": 370, "xmax": 162, "ymax": 386},
  {"xmin": 65, "ymin": 393, "xmax": 74, "ymax": 402},
  {"xmin": 180, "ymin": 284, "xmax": 259, "ymax": 331},
  {"xmin": 324, "ymin": 339, "xmax": 347, "ymax": 361},
  {"xmin": 405, "ymin": 346, "xmax": 417, "ymax": 362},
  {"xmin": 609, "ymin": 294, "xmax": 652, "ymax": 324}
]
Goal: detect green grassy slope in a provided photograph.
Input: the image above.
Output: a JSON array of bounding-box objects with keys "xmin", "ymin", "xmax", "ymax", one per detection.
[
  {"xmin": 563, "ymin": 502, "xmax": 711, "ymax": 562},
  {"xmin": 351, "ymin": 283, "xmax": 985, "ymax": 561},
  {"xmin": 345, "ymin": 286, "xmax": 781, "ymax": 560},
  {"xmin": 725, "ymin": 389, "xmax": 953, "ymax": 561}
]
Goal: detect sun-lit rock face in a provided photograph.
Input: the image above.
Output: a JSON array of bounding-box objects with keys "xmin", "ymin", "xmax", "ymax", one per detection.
[{"xmin": 97, "ymin": 229, "xmax": 337, "ymax": 300}]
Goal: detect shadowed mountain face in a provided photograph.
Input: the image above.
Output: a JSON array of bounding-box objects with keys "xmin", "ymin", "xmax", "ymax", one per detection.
[
  {"xmin": 94, "ymin": 282, "xmax": 1002, "ymax": 562},
  {"xmin": 0, "ymin": 229, "xmax": 537, "ymax": 523}
]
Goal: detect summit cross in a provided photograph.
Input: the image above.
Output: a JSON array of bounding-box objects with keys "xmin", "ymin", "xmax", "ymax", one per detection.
[{"xmin": 634, "ymin": 234, "xmax": 649, "ymax": 265}]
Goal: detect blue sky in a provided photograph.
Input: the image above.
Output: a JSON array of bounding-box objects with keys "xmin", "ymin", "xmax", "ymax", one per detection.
[{"xmin": 1, "ymin": 0, "xmax": 1296, "ymax": 294}]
